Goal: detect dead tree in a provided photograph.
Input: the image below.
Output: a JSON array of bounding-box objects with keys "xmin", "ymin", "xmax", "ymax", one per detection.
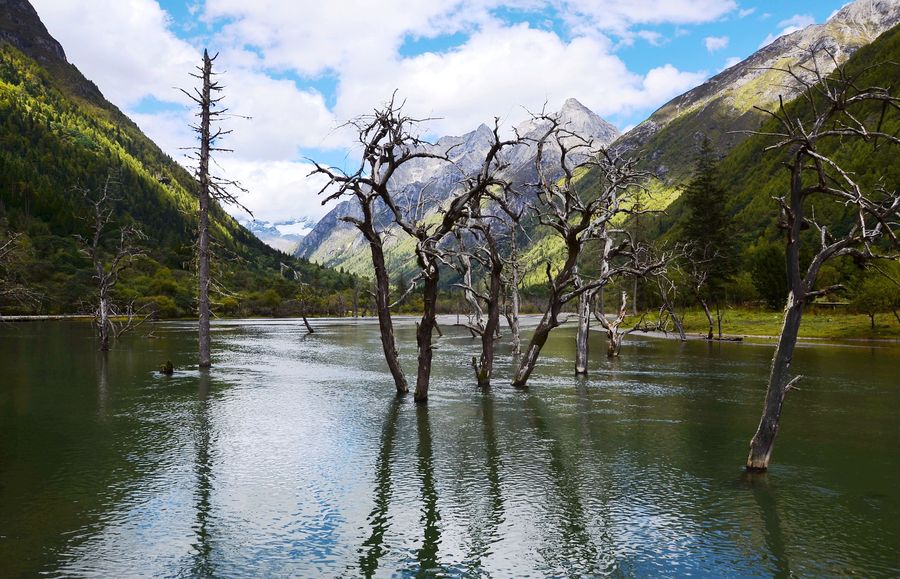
[
  {"xmin": 181, "ymin": 49, "xmax": 249, "ymax": 368},
  {"xmin": 682, "ymin": 242, "xmax": 721, "ymax": 340},
  {"xmin": 381, "ymin": 118, "xmax": 516, "ymax": 402},
  {"xmin": 593, "ymin": 290, "xmax": 630, "ymax": 357},
  {"xmin": 450, "ymin": 216, "xmax": 509, "ymax": 387},
  {"xmin": 76, "ymin": 177, "xmax": 146, "ymax": 351},
  {"xmin": 740, "ymin": 49, "xmax": 900, "ymax": 471},
  {"xmin": 648, "ymin": 270, "xmax": 687, "ymax": 341},
  {"xmin": 0, "ymin": 229, "xmax": 39, "ymax": 312},
  {"xmin": 310, "ymin": 95, "xmax": 449, "ymax": 395},
  {"xmin": 503, "ymin": 238, "xmax": 523, "ymax": 357},
  {"xmin": 511, "ymin": 116, "xmax": 655, "ymax": 387}
]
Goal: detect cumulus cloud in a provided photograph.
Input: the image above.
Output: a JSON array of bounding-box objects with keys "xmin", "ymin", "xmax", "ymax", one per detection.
[
  {"xmin": 333, "ymin": 24, "xmax": 706, "ymax": 139},
  {"xmin": 31, "ymin": 0, "xmax": 198, "ymax": 107},
  {"xmin": 738, "ymin": 7, "xmax": 756, "ymax": 18},
  {"xmin": 28, "ymin": 0, "xmax": 734, "ymax": 224},
  {"xmin": 218, "ymin": 159, "xmax": 335, "ymax": 223},
  {"xmin": 704, "ymin": 36, "xmax": 729, "ymax": 52}
]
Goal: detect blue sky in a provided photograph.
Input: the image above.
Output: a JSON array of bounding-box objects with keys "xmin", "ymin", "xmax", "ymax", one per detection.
[{"xmin": 31, "ymin": 0, "xmax": 853, "ymax": 227}]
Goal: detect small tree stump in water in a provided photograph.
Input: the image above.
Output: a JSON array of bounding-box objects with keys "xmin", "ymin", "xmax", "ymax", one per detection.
[{"xmin": 159, "ymin": 360, "xmax": 174, "ymax": 375}]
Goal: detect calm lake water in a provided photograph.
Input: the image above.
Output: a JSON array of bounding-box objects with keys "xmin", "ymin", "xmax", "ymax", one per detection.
[{"xmin": 1, "ymin": 317, "xmax": 898, "ymax": 577}]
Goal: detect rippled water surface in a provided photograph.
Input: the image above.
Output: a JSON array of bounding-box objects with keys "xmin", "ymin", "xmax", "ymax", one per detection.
[{"xmin": 1, "ymin": 318, "xmax": 899, "ymax": 577}]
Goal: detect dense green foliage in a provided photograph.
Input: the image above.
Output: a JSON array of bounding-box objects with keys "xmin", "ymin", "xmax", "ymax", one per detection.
[{"xmin": 0, "ymin": 42, "xmax": 357, "ymax": 317}]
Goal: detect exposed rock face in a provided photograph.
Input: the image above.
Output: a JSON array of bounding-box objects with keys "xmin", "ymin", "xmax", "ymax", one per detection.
[
  {"xmin": 296, "ymin": 98, "xmax": 620, "ymax": 272},
  {"xmin": 613, "ymin": 0, "xmax": 900, "ymax": 182},
  {"xmin": 0, "ymin": 0, "xmax": 66, "ymax": 63},
  {"xmin": 0, "ymin": 0, "xmax": 107, "ymax": 104}
]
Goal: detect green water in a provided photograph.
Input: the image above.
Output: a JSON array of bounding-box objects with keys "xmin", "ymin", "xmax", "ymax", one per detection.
[{"xmin": 1, "ymin": 318, "xmax": 898, "ymax": 577}]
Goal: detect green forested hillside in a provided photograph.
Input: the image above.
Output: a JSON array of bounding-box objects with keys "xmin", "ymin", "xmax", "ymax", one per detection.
[
  {"xmin": 655, "ymin": 24, "xmax": 900, "ymax": 303},
  {"xmin": 0, "ymin": 42, "xmax": 357, "ymax": 316}
]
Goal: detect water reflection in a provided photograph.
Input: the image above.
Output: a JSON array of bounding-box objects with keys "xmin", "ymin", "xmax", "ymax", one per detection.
[
  {"xmin": 415, "ymin": 404, "xmax": 441, "ymax": 575},
  {"xmin": 96, "ymin": 351, "xmax": 109, "ymax": 419},
  {"xmin": 358, "ymin": 399, "xmax": 401, "ymax": 577},
  {"xmin": 742, "ymin": 472, "xmax": 791, "ymax": 578},
  {"xmin": 1, "ymin": 320, "xmax": 898, "ymax": 576},
  {"xmin": 525, "ymin": 393, "xmax": 604, "ymax": 575},
  {"xmin": 190, "ymin": 370, "xmax": 215, "ymax": 578},
  {"xmin": 462, "ymin": 392, "xmax": 505, "ymax": 572}
]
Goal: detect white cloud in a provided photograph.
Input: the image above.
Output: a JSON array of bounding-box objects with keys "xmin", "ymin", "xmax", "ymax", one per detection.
[
  {"xmin": 777, "ymin": 14, "xmax": 815, "ymax": 32},
  {"xmin": 704, "ymin": 36, "xmax": 729, "ymax": 52},
  {"xmin": 738, "ymin": 7, "xmax": 756, "ymax": 18},
  {"xmin": 219, "ymin": 160, "xmax": 336, "ymax": 223},
  {"xmin": 28, "ymin": 0, "xmax": 732, "ymax": 225},
  {"xmin": 30, "ymin": 0, "xmax": 198, "ymax": 107},
  {"xmin": 331, "ymin": 24, "xmax": 706, "ymax": 139},
  {"xmin": 720, "ymin": 56, "xmax": 742, "ymax": 71},
  {"xmin": 636, "ymin": 30, "xmax": 665, "ymax": 46},
  {"xmin": 758, "ymin": 13, "xmax": 816, "ymax": 48}
]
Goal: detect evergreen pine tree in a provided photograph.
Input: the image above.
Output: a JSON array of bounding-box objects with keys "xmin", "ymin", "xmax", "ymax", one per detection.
[{"xmin": 682, "ymin": 136, "xmax": 736, "ymax": 294}]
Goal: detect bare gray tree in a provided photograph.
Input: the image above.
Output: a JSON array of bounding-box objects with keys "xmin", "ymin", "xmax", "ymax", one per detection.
[
  {"xmin": 740, "ymin": 48, "xmax": 899, "ymax": 471},
  {"xmin": 381, "ymin": 118, "xmax": 517, "ymax": 402},
  {"xmin": 511, "ymin": 115, "xmax": 657, "ymax": 386},
  {"xmin": 181, "ymin": 49, "xmax": 249, "ymax": 368},
  {"xmin": 76, "ymin": 177, "xmax": 147, "ymax": 351},
  {"xmin": 310, "ymin": 95, "xmax": 445, "ymax": 395}
]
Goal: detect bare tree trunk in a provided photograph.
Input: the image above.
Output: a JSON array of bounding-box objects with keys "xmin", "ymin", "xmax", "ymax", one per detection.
[
  {"xmin": 747, "ymin": 295, "xmax": 804, "ymax": 471},
  {"xmin": 198, "ymin": 51, "xmax": 213, "ymax": 369},
  {"xmin": 371, "ymin": 239, "xmax": 408, "ymax": 395},
  {"xmin": 747, "ymin": 157, "xmax": 807, "ymax": 472},
  {"xmin": 699, "ymin": 297, "xmax": 714, "ymax": 341},
  {"xmin": 98, "ymin": 289, "xmax": 111, "ymax": 351},
  {"xmin": 667, "ymin": 302, "xmax": 687, "ymax": 341},
  {"xmin": 507, "ymin": 249, "xmax": 521, "ymax": 357},
  {"xmin": 596, "ymin": 291, "xmax": 628, "ymax": 357},
  {"xmin": 414, "ymin": 265, "xmax": 439, "ymax": 402},
  {"xmin": 575, "ymin": 288, "xmax": 591, "ymax": 374},
  {"xmin": 716, "ymin": 299, "xmax": 723, "ymax": 339},
  {"xmin": 474, "ymin": 243, "xmax": 503, "ymax": 386},
  {"xmin": 301, "ymin": 308, "xmax": 314, "ymax": 334},
  {"xmin": 512, "ymin": 305, "xmax": 561, "ymax": 387},
  {"xmin": 460, "ymin": 252, "xmax": 485, "ymax": 333},
  {"xmin": 632, "ymin": 276, "xmax": 638, "ymax": 316}
]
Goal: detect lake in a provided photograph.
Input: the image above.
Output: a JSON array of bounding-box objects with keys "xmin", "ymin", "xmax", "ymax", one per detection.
[{"xmin": 1, "ymin": 317, "xmax": 898, "ymax": 577}]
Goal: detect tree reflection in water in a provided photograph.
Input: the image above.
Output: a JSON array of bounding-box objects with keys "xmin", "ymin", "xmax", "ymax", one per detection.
[
  {"xmin": 190, "ymin": 370, "xmax": 215, "ymax": 578},
  {"xmin": 742, "ymin": 471, "xmax": 791, "ymax": 578},
  {"xmin": 358, "ymin": 399, "xmax": 401, "ymax": 577}
]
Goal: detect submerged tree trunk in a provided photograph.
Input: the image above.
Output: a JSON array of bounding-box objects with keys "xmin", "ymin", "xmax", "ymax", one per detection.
[
  {"xmin": 197, "ymin": 51, "xmax": 213, "ymax": 369},
  {"xmin": 512, "ymin": 304, "xmax": 561, "ymax": 387},
  {"xmin": 507, "ymin": 249, "xmax": 521, "ymax": 357},
  {"xmin": 98, "ymin": 289, "xmax": 111, "ymax": 352},
  {"xmin": 596, "ymin": 291, "xmax": 628, "ymax": 357},
  {"xmin": 301, "ymin": 310, "xmax": 314, "ymax": 334},
  {"xmin": 414, "ymin": 264, "xmax": 440, "ymax": 403},
  {"xmin": 746, "ymin": 295, "xmax": 804, "ymax": 471},
  {"xmin": 370, "ymin": 239, "xmax": 408, "ymax": 395},
  {"xmin": 474, "ymin": 243, "xmax": 503, "ymax": 387},
  {"xmin": 575, "ymin": 288, "xmax": 591, "ymax": 374}
]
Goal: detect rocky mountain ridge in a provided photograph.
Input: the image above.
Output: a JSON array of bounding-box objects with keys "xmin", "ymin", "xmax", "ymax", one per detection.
[{"xmin": 296, "ymin": 97, "xmax": 620, "ymax": 271}]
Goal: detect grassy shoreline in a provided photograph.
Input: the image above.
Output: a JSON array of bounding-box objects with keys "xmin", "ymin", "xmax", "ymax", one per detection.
[{"xmin": 672, "ymin": 307, "xmax": 900, "ymax": 341}]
